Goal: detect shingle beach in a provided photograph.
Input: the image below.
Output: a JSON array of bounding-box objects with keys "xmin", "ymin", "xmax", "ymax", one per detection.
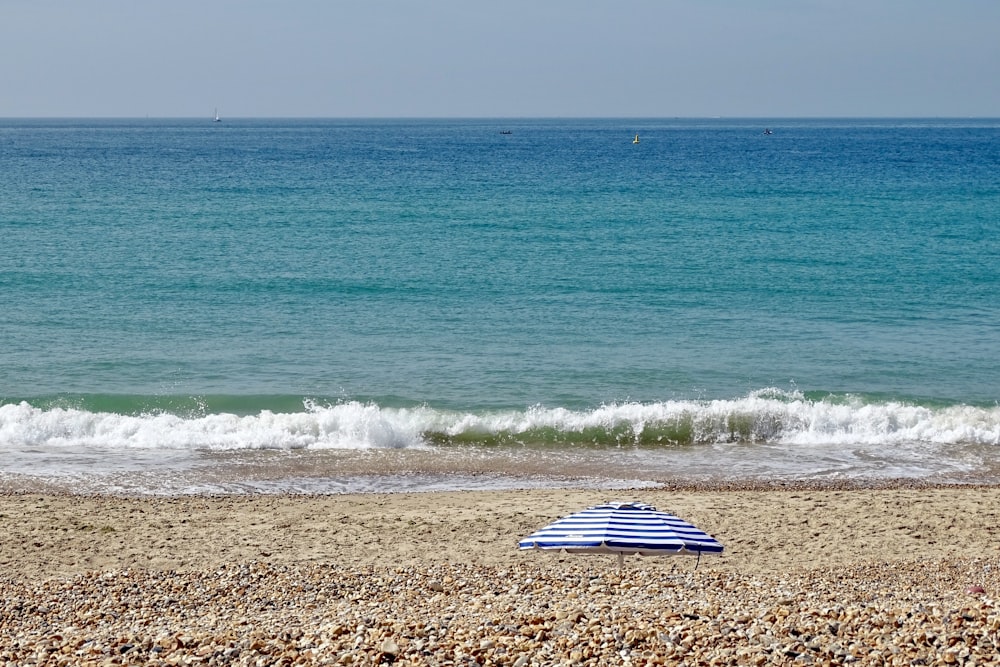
[{"xmin": 2, "ymin": 485, "xmax": 999, "ymax": 665}]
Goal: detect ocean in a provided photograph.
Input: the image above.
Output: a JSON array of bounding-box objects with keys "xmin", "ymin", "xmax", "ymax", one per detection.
[{"xmin": 2, "ymin": 117, "xmax": 999, "ymax": 494}]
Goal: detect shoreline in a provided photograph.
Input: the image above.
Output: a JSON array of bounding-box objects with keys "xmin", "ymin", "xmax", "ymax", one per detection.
[{"xmin": 3, "ymin": 485, "xmax": 1000, "ymax": 663}]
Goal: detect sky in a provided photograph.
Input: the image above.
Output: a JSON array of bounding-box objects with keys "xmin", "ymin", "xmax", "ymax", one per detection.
[{"xmin": 2, "ymin": 0, "xmax": 998, "ymax": 118}]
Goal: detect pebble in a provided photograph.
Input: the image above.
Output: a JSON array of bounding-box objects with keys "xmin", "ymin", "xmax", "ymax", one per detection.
[{"xmin": 1, "ymin": 557, "xmax": 998, "ymax": 665}]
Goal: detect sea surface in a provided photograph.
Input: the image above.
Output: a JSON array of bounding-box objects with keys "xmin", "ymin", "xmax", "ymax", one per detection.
[{"xmin": 2, "ymin": 117, "xmax": 999, "ymax": 494}]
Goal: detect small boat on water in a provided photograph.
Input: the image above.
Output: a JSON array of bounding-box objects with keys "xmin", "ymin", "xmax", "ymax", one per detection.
[
  {"xmin": 633, "ymin": 134, "xmax": 640, "ymax": 144},
  {"xmin": 762, "ymin": 128, "xmax": 773, "ymax": 135},
  {"xmin": 214, "ymin": 108, "xmax": 221, "ymax": 123}
]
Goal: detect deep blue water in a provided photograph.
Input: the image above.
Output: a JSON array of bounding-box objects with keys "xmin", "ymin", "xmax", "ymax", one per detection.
[{"xmin": 2, "ymin": 118, "xmax": 999, "ymax": 493}]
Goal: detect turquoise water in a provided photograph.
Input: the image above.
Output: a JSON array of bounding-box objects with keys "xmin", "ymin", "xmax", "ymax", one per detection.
[{"xmin": 2, "ymin": 118, "xmax": 999, "ymax": 493}]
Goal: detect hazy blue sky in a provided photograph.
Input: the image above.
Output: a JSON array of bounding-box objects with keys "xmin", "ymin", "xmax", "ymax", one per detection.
[{"xmin": 3, "ymin": 0, "xmax": 998, "ymax": 117}]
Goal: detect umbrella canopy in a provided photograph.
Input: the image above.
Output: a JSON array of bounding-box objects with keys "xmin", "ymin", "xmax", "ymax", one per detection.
[{"xmin": 518, "ymin": 502, "xmax": 723, "ymax": 562}]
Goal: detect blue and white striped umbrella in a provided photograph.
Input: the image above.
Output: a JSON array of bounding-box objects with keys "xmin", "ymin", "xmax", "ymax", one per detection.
[{"xmin": 518, "ymin": 502, "xmax": 723, "ymax": 564}]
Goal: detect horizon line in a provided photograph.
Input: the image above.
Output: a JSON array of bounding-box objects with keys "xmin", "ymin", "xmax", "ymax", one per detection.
[{"xmin": 2, "ymin": 114, "xmax": 999, "ymax": 121}]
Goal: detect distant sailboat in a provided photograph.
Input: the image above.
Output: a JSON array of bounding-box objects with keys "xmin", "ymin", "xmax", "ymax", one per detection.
[
  {"xmin": 633, "ymin": 134, "xmax": 640, "ymax": 144},
  {"xmin": 214, "ymin": 108, "xmax": 221, "ymax": 123}
]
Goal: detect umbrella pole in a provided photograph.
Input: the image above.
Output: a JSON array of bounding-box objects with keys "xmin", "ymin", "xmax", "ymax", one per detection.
[
  {"xmin": 618, "ymin": 552, "xmax": 624, "ymax": 568},
  {"xmin": 695, "ymin": 551, "xmax": 702, "ymax": 570}
]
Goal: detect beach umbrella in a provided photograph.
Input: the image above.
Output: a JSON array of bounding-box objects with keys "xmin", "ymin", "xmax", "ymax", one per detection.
[{"xmin": 518, "ymin": 502, "xmax": 723, "ymax": 567}]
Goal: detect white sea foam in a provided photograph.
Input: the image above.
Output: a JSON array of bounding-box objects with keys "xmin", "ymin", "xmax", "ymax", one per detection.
[
  {"xmin": 0, "ymin": 400, "xmax": 429, "ymax": 450},
  {"xmin": 1, "ymin": 390, "xmax": 998, "ymax": 452},
  {"xmin": 3, "ymin": 391, "xmax": 1000, "ymax": 493}
]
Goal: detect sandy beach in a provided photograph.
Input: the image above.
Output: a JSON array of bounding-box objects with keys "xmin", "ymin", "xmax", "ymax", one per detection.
[{"xmin": 3, "ymin": 484, "xmax": 1000, "ymax": 664}]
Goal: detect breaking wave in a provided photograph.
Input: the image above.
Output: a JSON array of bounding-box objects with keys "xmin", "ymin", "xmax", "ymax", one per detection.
[{"xmin": 2, "ymin": 389, "xmax": 998, "ymax": 452}]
